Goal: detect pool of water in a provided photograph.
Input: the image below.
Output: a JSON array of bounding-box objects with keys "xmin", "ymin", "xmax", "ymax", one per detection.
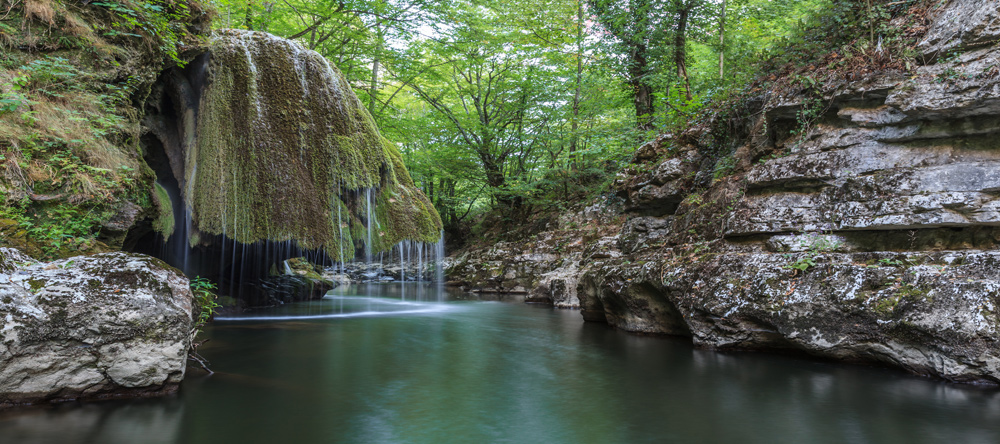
[{"xmin": 3, "ymin": 283, "xmax": 1000, "ymax": 443}]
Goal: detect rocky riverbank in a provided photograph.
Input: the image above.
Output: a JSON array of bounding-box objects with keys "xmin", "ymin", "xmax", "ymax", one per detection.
[{"xmin": 448, "ymin": 0, "xmax": 1000, "ymax": 384}]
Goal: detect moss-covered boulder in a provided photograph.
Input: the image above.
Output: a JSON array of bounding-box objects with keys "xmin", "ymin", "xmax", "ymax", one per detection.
[{"xmin": 171, "ymin": 30, "xmax": 441, "ymax": 260}]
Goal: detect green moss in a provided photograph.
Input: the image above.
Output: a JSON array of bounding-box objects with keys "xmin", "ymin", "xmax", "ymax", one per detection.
[
  {"xmin": 151, "ymin": 182, "xmax": 175, "ymax": 240},
  {"xmin": 187, "ymin": 30, "xmax": 442, "ymax": 258},
  {"xmin": 27, "ymin": 278, "xmax": 46, "ymax": 293},
  {"xmin": 874, "ymin": 295, "xmax": 901, "ymax": 315}
]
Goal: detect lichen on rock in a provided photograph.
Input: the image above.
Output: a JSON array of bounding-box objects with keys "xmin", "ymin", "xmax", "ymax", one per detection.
[{"xmin": 0, "ymin": 248, "xmax": 194, "ymax": 408}]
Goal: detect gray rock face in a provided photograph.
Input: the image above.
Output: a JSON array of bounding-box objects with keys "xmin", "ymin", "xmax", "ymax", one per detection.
[
  {"xmin": 616, "ymin": 145, "xmax": 698, "ymax": 216},
  {"xmin": 574, "ymin": 1, "xmax": 1000, "ymax": 384},
  {"xmin": 445, "ymin": 1, "xmax": 1000, "ymax": 383},
  {"xmin": 445, "ymin": 202, "xmax": 623, "ymax": 306},
  {"xmin": 580, "ymin": 251, "xmax": 1000, "ymax": 383},
  {"xmin": 918, "ymin": 0, "xmax": 1000, "ymax": 62},
  {"xmin": 0, "ymin": 249, "xmax": 193, "ymax": 407}
]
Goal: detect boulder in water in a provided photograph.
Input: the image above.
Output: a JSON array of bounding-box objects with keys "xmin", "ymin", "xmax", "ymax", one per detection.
[{"xmin": 0, "ymin": 249, "xmax": 193, "ymax": 408}]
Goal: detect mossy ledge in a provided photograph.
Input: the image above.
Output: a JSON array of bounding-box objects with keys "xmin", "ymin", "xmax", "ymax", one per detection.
[{"xmin": 160, "ymin": 30, "xmax": 441, "ymax": 260}]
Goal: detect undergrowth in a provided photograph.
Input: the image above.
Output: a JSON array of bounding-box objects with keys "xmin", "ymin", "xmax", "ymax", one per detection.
[{"xmin": 0, "ymin": 0, "xmax": 209, "ymax": 258}]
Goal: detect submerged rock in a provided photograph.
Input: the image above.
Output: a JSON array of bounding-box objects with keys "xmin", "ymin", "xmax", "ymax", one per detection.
[{"xmin": 0, "ymin": 249, "xmax": 193, "ymax": 408}]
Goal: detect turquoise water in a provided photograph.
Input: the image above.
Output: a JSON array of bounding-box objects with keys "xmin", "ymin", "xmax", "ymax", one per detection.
[{"xmin": 3, "ymin": 283, "xmax": 1000, "ymax": 443}]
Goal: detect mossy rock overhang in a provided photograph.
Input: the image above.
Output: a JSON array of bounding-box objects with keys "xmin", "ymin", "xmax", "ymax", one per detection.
[{"xmin": 146, "ymin": 29, "xmax": 442, "ymax": 261}]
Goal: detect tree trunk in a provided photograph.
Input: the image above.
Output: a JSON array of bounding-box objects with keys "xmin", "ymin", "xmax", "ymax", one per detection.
[
  {"xmin": 427, "ymin": 175, "xmax": 434, "ymax": 204},
  {"xmin": 369, "ymin": 19, "xmax": 383, "ymax": 116},
  {"xmin": 719, "ymin": 0, "xmax": 726, "ymax": 78},
  {"xmin": 630, "ymin": 45, "xmax": 654, "ymax": 130},
  {"xmin": 570, "ymin": 0, "xmax": 584, "ymax": 167},
  {"xmin": 674, "ymin": 3, "xmax": 692, "ymax": 101},
  {"xmin": 244, "ymin": 0, "xmax": 254, "ymax": 30}
]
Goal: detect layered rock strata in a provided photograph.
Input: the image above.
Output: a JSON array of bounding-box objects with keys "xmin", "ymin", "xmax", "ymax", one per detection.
[
  {"xmin": 451, "ymin": 0, "xmax": 1000, "ymax": 383},
  {"xmin": 581, "ymin": 0, "xmax": 1000, "ymax": 384}
]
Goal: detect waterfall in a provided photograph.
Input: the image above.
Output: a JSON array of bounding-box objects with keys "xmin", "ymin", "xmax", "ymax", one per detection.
[
  {"xmin": 137, "ymin": 29, "xmax": 443, "ymax": 305},
  {"xmin": 435, "ymin": 231, "xmax": 446, "ymax": 299}
]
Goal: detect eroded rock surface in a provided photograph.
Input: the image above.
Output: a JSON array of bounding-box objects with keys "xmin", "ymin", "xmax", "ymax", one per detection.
[
  {"xmin": 577, "ymin": 0, "xmax": 1000, "ymax": 384},
  {"xmin": 449, "ymin": 1, "xmax": 1000, "ymax": 383},
  {"xmin": 446, "ymin": 202, "xmax": 622, "ymax": 307},
  {"xmin": 0, "ymin": 249, "xmax": 193, "ymax": 407},
  {"xmin": 581, "ymin": 251, "xmax": 1000, "ymax": 383}
]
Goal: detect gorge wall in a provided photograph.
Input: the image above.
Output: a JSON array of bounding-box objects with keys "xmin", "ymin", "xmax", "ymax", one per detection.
[{"xmin": 449, "ymin": 0, "xmax": 1000, "ymax": 384}]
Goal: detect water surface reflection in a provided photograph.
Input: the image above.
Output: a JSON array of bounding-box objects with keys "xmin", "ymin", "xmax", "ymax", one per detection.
[{"xmin": 2, "ymin": 283, "xmax": 999, "ymax": 443}]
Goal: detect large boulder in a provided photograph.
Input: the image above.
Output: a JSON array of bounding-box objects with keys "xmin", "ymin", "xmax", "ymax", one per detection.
[
  {"xmin": 580, "ymin": 251, "xmax": 1000, "ymax": 383},
  {"xmin": 0, "ymin": 249, "xmax": 194, "ymax": 408}
]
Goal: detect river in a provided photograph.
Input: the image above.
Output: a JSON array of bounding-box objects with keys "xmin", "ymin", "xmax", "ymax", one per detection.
[{"xmin": 2, "ymin": 283, "xmax": 1000, "ymax": 443}]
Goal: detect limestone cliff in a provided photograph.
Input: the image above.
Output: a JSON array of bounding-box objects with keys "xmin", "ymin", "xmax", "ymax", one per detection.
[
  {"xmin": 451, "ymin": 0, "xmax": 1000, "ymax": 384},
  {"xmin": 588, "ymin": 0, "xmax": 1000, "ymax": 384}
]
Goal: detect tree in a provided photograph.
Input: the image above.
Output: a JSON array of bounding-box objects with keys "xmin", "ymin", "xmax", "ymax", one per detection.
[{"xmin": 586, "ymin": 0, "xmax": 664, "ymax": 130}]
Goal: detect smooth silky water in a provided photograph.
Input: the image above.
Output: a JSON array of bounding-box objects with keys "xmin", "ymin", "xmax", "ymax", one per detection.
[{"xmin": 3, "ymin": 283, "xmax": 1000, "ymax": 444}]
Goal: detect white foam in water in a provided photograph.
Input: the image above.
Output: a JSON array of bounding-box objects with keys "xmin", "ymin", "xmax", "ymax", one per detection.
[
  {"xmin": 214, "ymin": 295, "xmax": 452, "ymax": 322},
  {"xmin": 324, "ymin": 295, "xmax": 427, "ymax": 306},
  {"xmin": 214, "ymin": 307, "xmax": 449, "ymax": 322}
]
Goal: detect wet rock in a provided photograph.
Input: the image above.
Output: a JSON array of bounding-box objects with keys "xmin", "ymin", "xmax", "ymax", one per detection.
[
  {"xmin": 579, "ymin": 251, "xmax": 1000, "ymax": 383},
  {"xmin": 259, "ymin": 257, "xmax": 335, "ymax": 304},
  {"xmin": 0, "ymin": 249, "xmax": 194, "ymax": 408}
]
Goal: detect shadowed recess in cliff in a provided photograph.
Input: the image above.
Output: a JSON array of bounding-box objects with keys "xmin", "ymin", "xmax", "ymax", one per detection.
[{"xmin": 146, "ymin": 29, "xmax": 441, "ymax": 264}]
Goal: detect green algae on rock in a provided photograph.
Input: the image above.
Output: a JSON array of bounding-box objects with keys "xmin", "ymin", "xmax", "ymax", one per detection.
[{"xmin": 183, "ymin": 30, "xmax": 441, "ymax": 259}]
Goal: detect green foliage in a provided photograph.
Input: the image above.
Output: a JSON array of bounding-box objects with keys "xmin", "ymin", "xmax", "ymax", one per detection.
[
  {"xmin": 90, "ymin": 0, "xmax": 198, "ymax": 66},
  {"xmin": 784, "ymin": 255, "xmax": 817, "ymax": 273},
  {"xmin": 0, "ymin": 75, "xmax": 30, "ymax": 114},
  {"xmin": 190, "ymin": 276, "xmax": 220, "ymax": 330},
  {"xmin": 0, "ymin": 0, "xmax": 209, "ymax": 257}
]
